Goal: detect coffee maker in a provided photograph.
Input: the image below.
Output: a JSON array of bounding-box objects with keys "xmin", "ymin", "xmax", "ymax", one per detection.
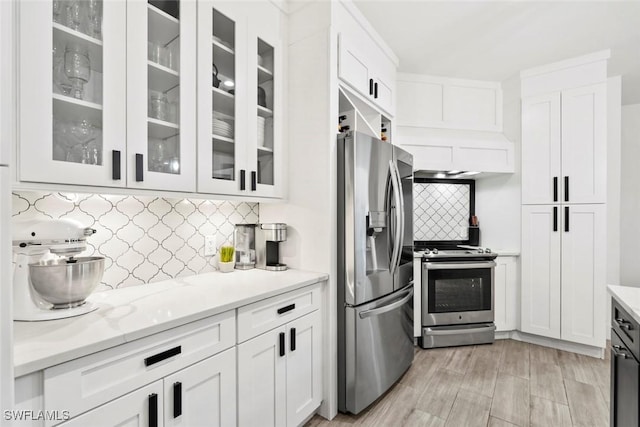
[{"xmin": 256, "ymin": 223, "xmax": 287, "ymax": 271}]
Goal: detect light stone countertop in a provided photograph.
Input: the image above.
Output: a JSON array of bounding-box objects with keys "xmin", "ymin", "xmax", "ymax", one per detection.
[
  {"xmin": 608, "ymin": 284, "xmax": 640, "ymax": 325},
  {"xmin": 13, "ymin": 269, "xmax": 328, "ymax": 377}
]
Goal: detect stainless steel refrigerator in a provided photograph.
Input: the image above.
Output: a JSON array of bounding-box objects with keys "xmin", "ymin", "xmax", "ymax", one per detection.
[{"xmin": 337, "ymin": 131, "xmax": 414, "ymax": 414}]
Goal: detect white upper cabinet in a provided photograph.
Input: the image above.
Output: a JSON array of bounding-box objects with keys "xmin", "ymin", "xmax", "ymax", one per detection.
[
  {"xmin": 126, "ymin": 1, "xmax": 197, "ymax": 192},
  {"xmin": 19, "ymin": 0, "xmax": 127, "ymax": 187},
  {"xmin": 197, "ymin": 0, "xmax": 285, "ymax": 198},
  {"xmin": 0, "ymin": 0, "xmax": 13, "ymax": 166}
]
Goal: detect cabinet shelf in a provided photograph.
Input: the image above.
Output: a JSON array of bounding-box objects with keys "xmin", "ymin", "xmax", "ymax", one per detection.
[
  {"xmin": 212, "ymin": 134, "xmax": 234, "ymax": 144},
  {"xmin": 258, "ymin": 65, "xmax": 273, "ymax": 84},
  {"xmin": 257, "ymin": 146, "xmax": 273, "ymax": 153},
  {"xmin": 53, "ymin": 94, "xmax": 103, "ymax": 127},
  {"xmin": 212, "ymin": 38, "xmax": 234, "ymax": 55},
  {"xmin": 257, "ymin": 105, "xmax": 273, "ymax": 118},
  {"xmin": 212, "ymin": 87, "xmax": 235, "ymax": 117},
  {"xmin": 148, "ymin": 118, "xmax": 179, "ymax": 139},
  {"xmin": 53, "ymin": 23, "xmax": 103, "ymax": 73},
  {"xmin": 148, "ymin": 61, "xmax": 179, "ymax": 93},
  {"xmin": 148, "ymin": 3, "xmax": 180, "ymax": 46}
]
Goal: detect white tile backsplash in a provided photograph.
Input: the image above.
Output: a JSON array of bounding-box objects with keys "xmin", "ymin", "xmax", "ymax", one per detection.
[
  {"xmin": 12, "ymin": 192, "xmax": 259, "ymax": 291},
  {"xmin": 414, "ymin": 183, "xmax": 470, "ymax": 241}
]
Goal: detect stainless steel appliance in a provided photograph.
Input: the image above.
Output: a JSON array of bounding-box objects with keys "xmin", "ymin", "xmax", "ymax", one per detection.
[
  {"xmin": 12, "ymin": 218, "xmax": 104, "ymax": 321},
  {"xmin": 611, "ymin": 299, "xmax": 640, "ymax": 427},
  {"xmin": 256, "ymin": 223, "xmax": 287, "ymax": 271},
  {"xmin": 420, "ymin": 247, "xmax": 497, "ymax": 348},
  {"xmin": 234, "ymin": 224, "xmax": 256, "ymax": 269},
  {"xmin": 338, "ymin": 131, "xmax": 414, "ymax": 415}
]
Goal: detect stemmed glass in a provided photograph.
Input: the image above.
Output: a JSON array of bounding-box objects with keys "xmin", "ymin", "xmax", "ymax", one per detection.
[
  {"xmin": 53, "ymin": 41, "xmax": 72, "ymax": 96},
  {"xmin": 87, "ymin": 0, "xmax": 102, "ymax": 40},
  {"xmin": 64, "ymin": 44, "xmax": 91, "ymax": 100},
  {"xmin": 65, "ymin": 0, "xmax": 85, "ymax": 33},
  {"xmin": 52, "ymin": 0, "xmax": 66, "ymax": 24}
]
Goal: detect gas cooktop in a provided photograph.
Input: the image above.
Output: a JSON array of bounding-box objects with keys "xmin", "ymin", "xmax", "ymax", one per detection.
[{"xmin": 421, "ymin": 246, "xmax": 497, "ymax": 260}]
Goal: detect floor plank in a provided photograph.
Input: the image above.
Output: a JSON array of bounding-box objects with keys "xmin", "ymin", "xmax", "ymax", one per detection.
[
  {"xmin": 472, "ymin": 340, "xmax": 506, "ymax": 360},
  {"xmin": 415, "ymin": 369, "xmax": 464, "ymax": 420},
  {"xmin": 557, "ymin": 350, "xmax": 598, "ymax": 386},
  {"xmin": 488, "ymin": 416, "xmax": 519, "ymax": 427},
  {"xmin": 403, "ymin": 409, "xmax": 446, "ymax": 427},
  {"xmin": 530, "ymin": 396, "xmax": 572, "ymax": 427},
  {"xmin": 530, "ymin": 361, "xmax": 568, "ymax": 404},
  {"xmin": 444, "ymin": 389, "xmax": 492, "ymax": 427},
  {"xmin": 460, "ymin": 354, "xmax": 499, "ymax": 397},
  {"xmin": 370, "ymin": 383, "xmax": 421, "ymax": 427},
  {"xmin": 490, "ymin": 373, "xmax": 530, "ymax": 426},
  {"xmin": 529, "ymin": 343, "xmax": 559, "ymax": 365},
  {"xmin": 500, "ymin": 340, "xmax": 530, "ymax": 379},
  {"xmin": 400, "ymin": 348, "xmax": 445, "ymax": 394},
  {"xmin": 564, "ymin": 378, "xmax": 609, "ymax": 426},
  {"xmin": 441, "ymin": 345, "xmax": 474, "ymax": 375}
]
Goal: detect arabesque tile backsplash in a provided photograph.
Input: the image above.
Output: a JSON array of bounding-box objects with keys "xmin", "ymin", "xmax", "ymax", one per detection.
[{"xmin": 12, "ymin": 192, "xmax": 259, "ymax": 291}]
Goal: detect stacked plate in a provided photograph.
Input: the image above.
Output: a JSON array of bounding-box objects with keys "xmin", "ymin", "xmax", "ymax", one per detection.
[
  {"xmin": 213, "ymin": 113, "xmax": 233, "ymax": 138},
  {"xmin": 257, "ymin": 116, "xmax": 266, "ymax": 147}
]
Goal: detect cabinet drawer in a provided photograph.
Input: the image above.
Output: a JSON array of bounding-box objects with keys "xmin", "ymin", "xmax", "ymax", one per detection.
[
  {"xmin": 44, "ymin": 310, "xmax": 235, "ymax": 425},
  {"xmin": 612, "ymin": 299, "xmax": 640, "ymax": 360},
  {"xmin": 237, "ymin": 283, "xmax": 321, "ymax": 343}
]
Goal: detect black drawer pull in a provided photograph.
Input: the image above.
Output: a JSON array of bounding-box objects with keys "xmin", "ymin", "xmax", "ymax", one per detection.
[
  {"xmin": 616, "ymin": 318, "xmax": 633, "ymax": 331},
  {"xmin": 145, "ymin": 346, "xmax": 181, "ymax": 367},
  {"xmin": 136, "ymin": 153, "xmax": 144, "ymax": 182},
  {"xmin": 277, "ymin": 304, "xmax": 295, "ymax": 315},
  {"xmin": 290, "ymin": 327, "xmax": 296, "ymax": 352},
  {"xmin": 279, "ymin": 332, "xmax": 285, "ymax": 357},
  {"xmin": 240, "ymin": 169, "xmax": 246, "ymax": 191},
  {"xmin": 613, "ymin": 345, "xmax": 629, "ymax": 359},
  {"xmin": 173, "ymin": 382, "xmax": 182, "ymax": 418},
  {"xmin": 149, "ymin": 393, "xmax": 158, "ymax": 427},
  {"xmin": 112, "ymin": 150, "xmax": 121, "ymax": 180}
]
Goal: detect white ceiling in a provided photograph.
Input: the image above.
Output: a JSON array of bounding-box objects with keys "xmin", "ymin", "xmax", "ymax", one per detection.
[{"xmin": 353, "ymin": 1, "xmax": 640, "ymax": 105}]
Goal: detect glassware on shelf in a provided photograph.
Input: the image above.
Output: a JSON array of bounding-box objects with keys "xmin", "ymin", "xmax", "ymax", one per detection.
[
  {"xmin": 148, "ymin": 41, "xmax": 172, "ymax": 69},
  {"xmin": 53, "ymin": 41, "xmax": 72, "ymax": 96},
  {"xmin": 148, "ymin": 91, "xmax": 169, "ymax": 121},
  {"xmin": 65, "ymin": 0, "xmax": 87, "ymax": 33},
  {"xmin": 53, "ymin": 0, "xmax": 66, "ymax": 24},
  {"xmin": 53, "ymin": 119, "xmax": 102, "ymax": 165},
  {"xmin": 87, "ymin": 0, "xmax": 102, "ymax": 40},
  {"xmin": 64, "ymin": 43, "xmax": 91, "ymax": 100}
]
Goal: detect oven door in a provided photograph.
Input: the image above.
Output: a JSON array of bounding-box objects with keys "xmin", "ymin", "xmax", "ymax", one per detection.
[{"xmin": 422, "ymin": 261, "xmax": 495, "ymax": 326}]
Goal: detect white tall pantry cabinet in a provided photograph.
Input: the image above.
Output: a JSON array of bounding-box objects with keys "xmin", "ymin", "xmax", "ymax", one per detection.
[{"xmin": 520, "ymin": 51, "xmax": 609, "ymax": 349}]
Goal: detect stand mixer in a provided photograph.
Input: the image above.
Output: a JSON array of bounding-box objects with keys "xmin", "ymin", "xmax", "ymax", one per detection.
[{"xmin": 12, "ymin": 218, "xmax": 105, "ymax": 321}]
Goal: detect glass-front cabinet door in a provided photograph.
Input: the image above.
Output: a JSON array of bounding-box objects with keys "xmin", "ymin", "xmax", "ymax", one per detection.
[
  {"xmin": 197, "ymin": 1, "xmax": 245, "ymax": 195},
  {"xmin": 127, "ymin": 0, "xmax": 196, "ymax": 192},
  {"xmin": 19, "ymin": 0, "xmax": 127, "ymax": 187}
]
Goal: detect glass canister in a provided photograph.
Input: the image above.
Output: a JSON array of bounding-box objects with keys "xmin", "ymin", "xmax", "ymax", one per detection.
[{"xmin": 233, "ymin": 224, "xmax": 256, "ymax": 270}]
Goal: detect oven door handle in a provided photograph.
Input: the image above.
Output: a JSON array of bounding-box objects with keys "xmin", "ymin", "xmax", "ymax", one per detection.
[
  {"xmin": 359, "ymin": 288, "xmax": 413, "ymax": 319},
  {"xmin": 426, "ymin": 261, "xmax": 496, "ymax": 270},
  {"xmin": 424, "ymin": 324, "xmax": 496, "ymax": 336}
]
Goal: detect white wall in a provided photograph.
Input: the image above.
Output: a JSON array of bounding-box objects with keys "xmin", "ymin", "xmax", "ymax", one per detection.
[
  {"xmin": 475, "ymin": 74, "xmax": 521, "ymax": 251},
  {"xmin": 620, "ymin": 103, "xmax": 640, "ymax": 285}
]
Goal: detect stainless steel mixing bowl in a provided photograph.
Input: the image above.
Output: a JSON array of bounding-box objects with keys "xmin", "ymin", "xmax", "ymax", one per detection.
[{"xmin": 29, "ymin": 256, "xmax": 105, "ymax": 309}]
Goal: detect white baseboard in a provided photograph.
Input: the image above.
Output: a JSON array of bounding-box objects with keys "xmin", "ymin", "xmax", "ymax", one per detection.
[{"xmin": 496, "ymin": 330, "xmax": 606, "ymax": 359}]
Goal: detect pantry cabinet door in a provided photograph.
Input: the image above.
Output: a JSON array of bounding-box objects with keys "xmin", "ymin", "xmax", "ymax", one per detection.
[
  {"xmin": 560, "ymin": 83, "xmax": 607, "ymax": 204},
  {"xmin": 521, "ymin": 93, "xmax": 561, "ymax": 205},
  {"xmin": 18, "ymin": 0, "xmax": 127, "ymax": 187},
  {"xmin": 560, "ymin": 204, "xmax": 606, "ymax": 347},
  {"xmin": 126, "ymin": 0, "xmax": 196, "ymax": 192},
  {"xmin": 521, "ymin": 205, "xmax": 561, "ymax": 339}
]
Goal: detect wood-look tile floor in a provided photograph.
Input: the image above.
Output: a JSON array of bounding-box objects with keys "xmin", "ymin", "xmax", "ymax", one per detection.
[{"xmin": 306, "ymin": 339, "xmax": 610, "ymax": 427}]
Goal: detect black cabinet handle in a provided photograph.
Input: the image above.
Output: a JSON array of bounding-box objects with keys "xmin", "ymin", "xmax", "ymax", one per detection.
[
  {"xmin": 374, "ymin": 82, "xmax": 378, "ymax": 99},
  {"xmin": 616, "ymin": 318, "xmax": 633, "ymax": 331},
  {"xmin": 612, "ymin": 345, "xmax": 629, "ymax": 359},
  {"xmin": 553, "ymin": 207, "xmax": 558, "ymax": 232},
  {"xmin": 553, "ymin": 176, "xmax": 558, "ymax": 202},
  {"xmin": 564, "ymin": 176, "xmax": 569, "ymax": 202},
  {"xmin": 149, "ymin": 393, "xmax": 158, "ymax": 427},
  {"xmin": 173, "ymin": 382, "xmax": 182, "ymax": 418},
  {"xmin": 564, "ymin": 206, "xmax": 569, "ymax": 232},
  {"xmin": 251, "ymin": 171, "xmax": 257, "ymax": 191},
  {"xmin": 290, "ymin": 328, "xmax": 296, "ymax": 352},
  {"xmin": 279, "ymin": 332, "xmax": 285, "ymax": 357},
  {"xmin": 145, "ymin": 346, "xmax": 181, "ymax": 367},
  {"xmin": 240, "ymin": 169, "xmax": 246, "ymax": 191},
  {"xmin": 277, "ymin": 304, "xmax": 295, "ymax": 315},
  {"xmin": 136, "ymin": 153, "xmax": 144, "ymax": 182},
  {"xmin": 112, "ymin": 150, "xmax": 121, "ymax": 180},
  {"xmin": 369, "ymin": 79, "xmax": 374, "ymax": 95}
]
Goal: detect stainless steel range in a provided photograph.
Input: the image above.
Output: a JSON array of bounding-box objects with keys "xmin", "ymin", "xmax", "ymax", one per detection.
[{"xmin": 419, "ymin": 246, "xmax": 497, "ymax": 349}]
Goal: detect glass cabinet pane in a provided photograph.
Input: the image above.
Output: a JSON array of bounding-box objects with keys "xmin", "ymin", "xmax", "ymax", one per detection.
[
  {"xmin": 52, "ymin": 0, "xmax": 104, "ymax": 166},
  {"xmin": 147, "ymin": 1, "xmax": 181, "ymax": 175},
  {"xmin": 257, "ymin": 38, "xmax": 274, "ymax": 186},
  {"xmin": 212, "ymin": 9, "xmax": 236, "ymax": 181}
]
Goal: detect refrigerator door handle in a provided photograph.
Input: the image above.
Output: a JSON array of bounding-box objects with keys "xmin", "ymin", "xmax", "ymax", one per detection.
[
  {"xmin": 388, "ymin": 160, "xmax": 402, "ymax": 275},
  {"xmin": 392, "ymin": 160, "xmax": 405, "ymax": 269},
  {"xmin": 359, "ymin": 288, "xmax": 414, "ymax": 319}
]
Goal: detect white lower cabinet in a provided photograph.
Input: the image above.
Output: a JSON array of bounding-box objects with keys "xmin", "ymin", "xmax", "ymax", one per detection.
[
  {"xmin": 494, "ymin": 256, "xmax": 518, "ymax": 332},
  {"xmin": 238, "ymin": 309, "xmax": 322, "ymax": 427},
  {"xmin": 59, "ymin": 381, "xmax": 164, "ymax": 427},
  {"xmin": 164, "ymin": 348, "xmax": 236, "ymax": 427},
  {"xmin": 521, "ymin": 204, "xmax": 606, "ymax": 347}
]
